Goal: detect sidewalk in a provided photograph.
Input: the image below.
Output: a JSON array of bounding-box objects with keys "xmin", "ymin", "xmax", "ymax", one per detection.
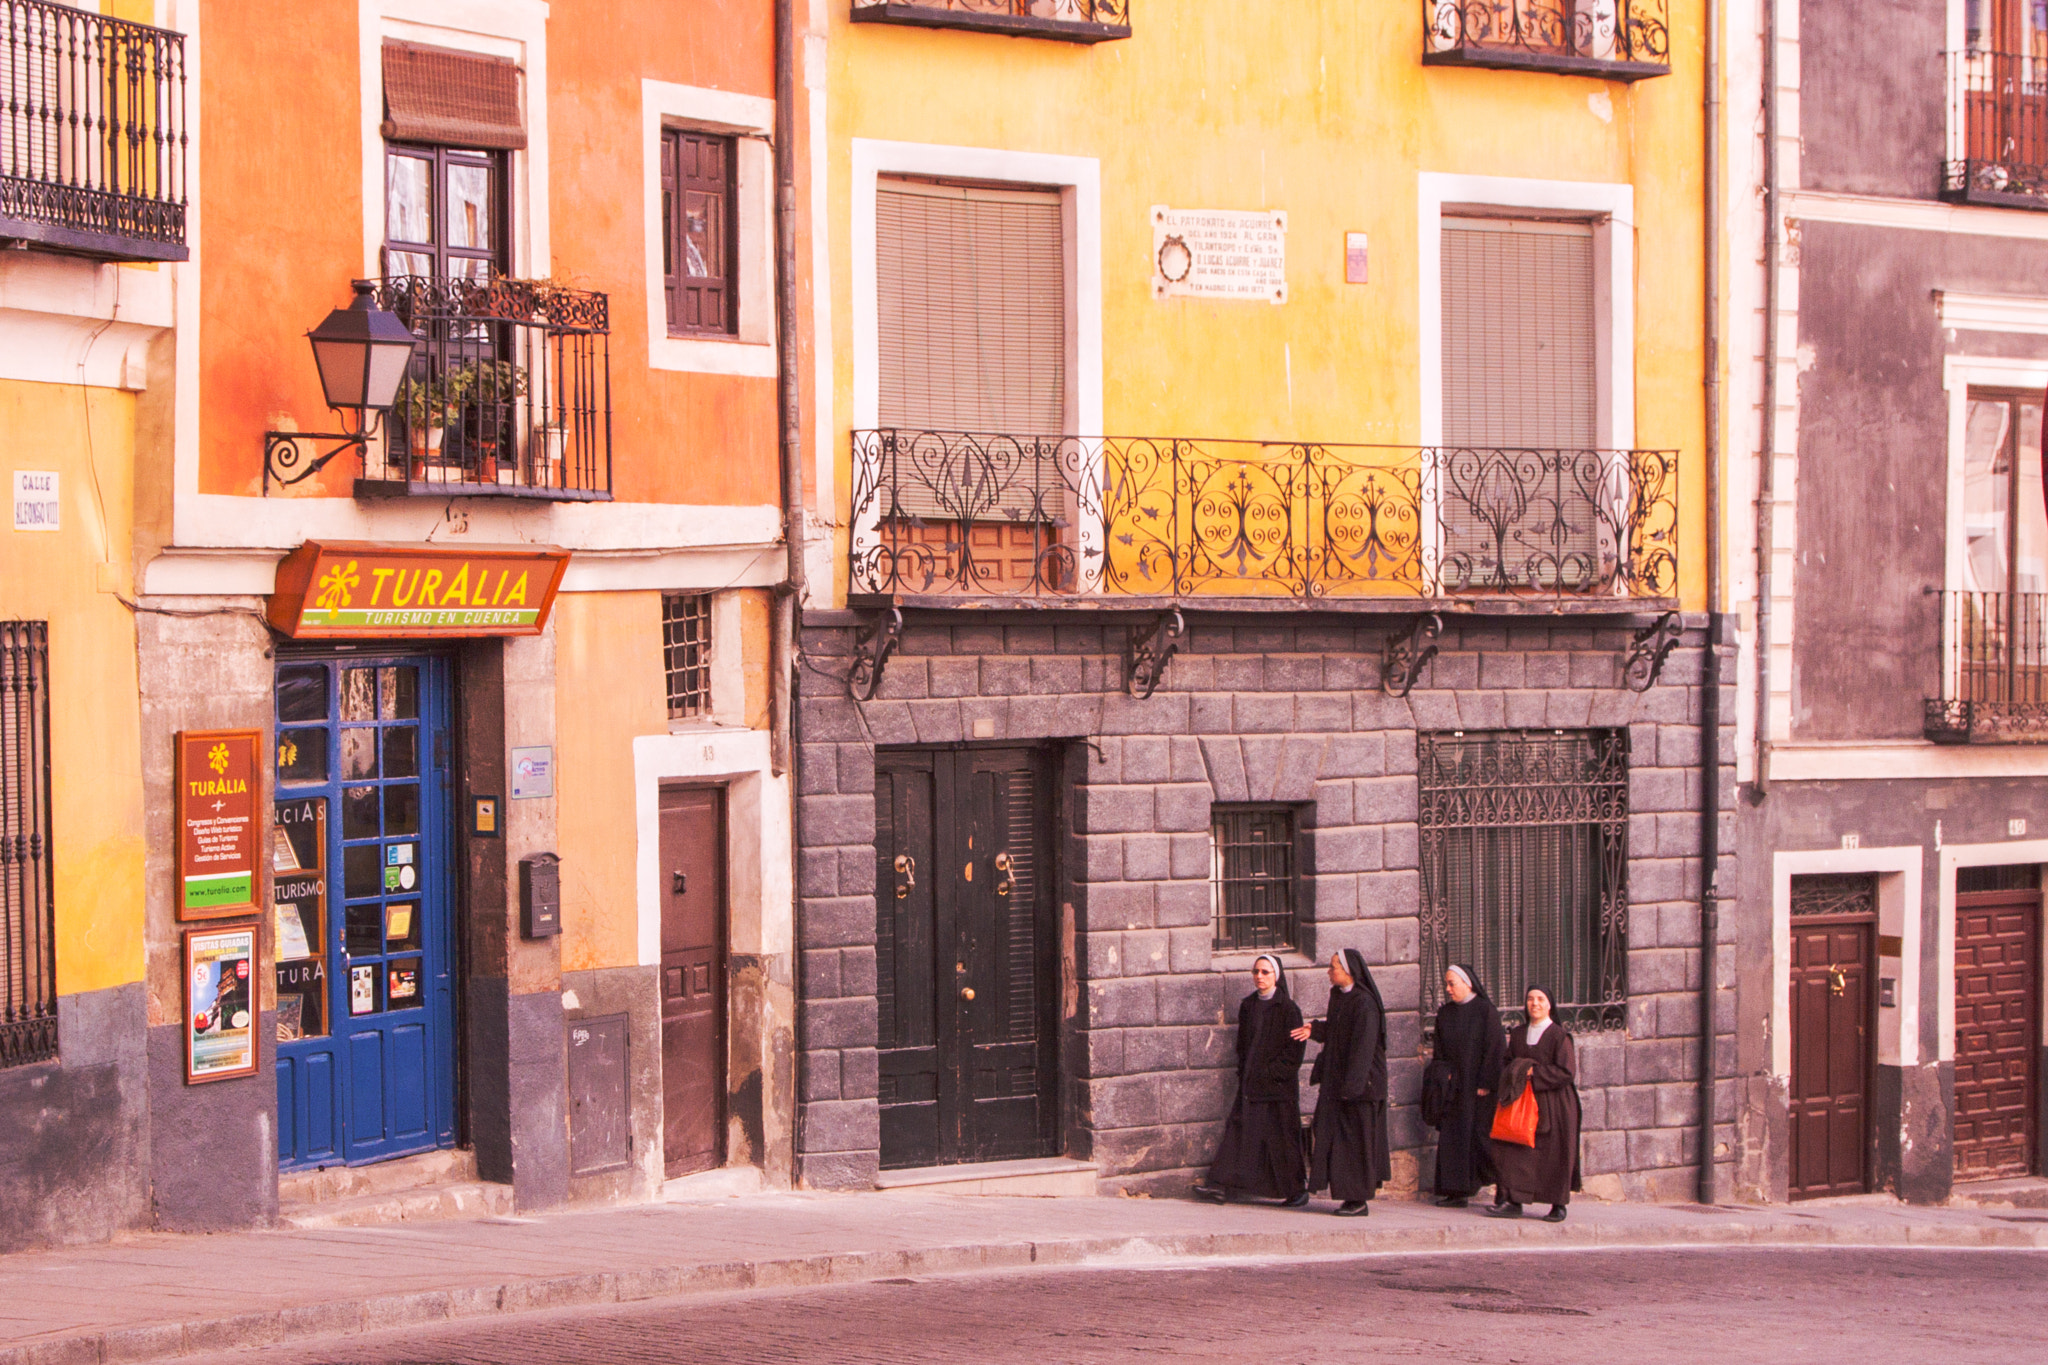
[{"xmin": 3, "ymin": 1187, "xmax": 2044, "ymax": 1365}]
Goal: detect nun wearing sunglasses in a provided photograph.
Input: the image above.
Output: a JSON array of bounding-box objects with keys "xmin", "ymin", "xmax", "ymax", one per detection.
[{"xmin": 1193, "ymin": 954, "xmax": 1309, "ymax": 1206}]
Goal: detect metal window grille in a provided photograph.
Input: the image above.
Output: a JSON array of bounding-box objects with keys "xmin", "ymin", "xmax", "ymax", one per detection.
[
  {"xmin": 1, "ymin": 621, "xmax": 56, "ymax": 1069},
  {"xmin": 1790, "ymin": 873, "xmax": 1879, "ymax": 917},
  {"xmin": 1419, "ymin": 729, "xmax": 1628, "ymax": 1032},
  {"xmin": 662, "ymin": 593, "xmax": 711, "ymax": 720},
  {"xmin": 1211, "ymin": 806, "xmax": 1298, "ymax": 951}
]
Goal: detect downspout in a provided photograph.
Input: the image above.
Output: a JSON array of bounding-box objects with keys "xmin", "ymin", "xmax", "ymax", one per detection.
[
  {"xmin": 1697, "ymin": 0, "xmax": 1728, "ymax": 1206},
  {"xmin": 772, "ymin": 0, "xmax": 810, "ymax": 1170},
  {"xmin": 1749, "ymin": 0, "xmax": 1780, "ymax": 803}
]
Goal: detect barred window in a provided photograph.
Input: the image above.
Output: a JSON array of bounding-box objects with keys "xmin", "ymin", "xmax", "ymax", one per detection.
[
  {"xmin": 1211, "ymin": 805, "xmax": 1300, "ymax": 952},
  {"xmin": 662, "ymin": 593, "xmax": 712, "ymax": 720},
  {"xmin": 1418, "ymin": 730, "xmax": 1628, "ymax": 1031},
  {"xmin": 1, "ymin": 622, "xmax": 56, "ymax": 1069}
]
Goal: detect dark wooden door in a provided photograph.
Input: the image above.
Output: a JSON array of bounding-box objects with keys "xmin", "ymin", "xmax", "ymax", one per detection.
[
  {"xmin": 1789, "ymin": 918, "xmax": 1874, "ymax": 1199},
  {"xmin": 876, "ymin": 747, "xmax": 1056, "ymax": 1169},
  {"xmin": 1955, "ymin": 886, "xmax": 2040, "ymax": 1181},
  {"xmin": 660, "ymin": 785, "xmax": 725, "ymax": 1178}
]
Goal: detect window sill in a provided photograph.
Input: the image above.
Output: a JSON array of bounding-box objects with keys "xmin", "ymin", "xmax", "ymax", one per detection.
[
  {"xmin": 1421, "ymin": 46, "xmax": 1669, "ymax": 83},
  {"xmin": 649, "ymin": 332, "xmax": 776, "ymax": 378},
  {"xmin": 1210, "ymin": 950, "xmax": 1317, "ymax": 973}
]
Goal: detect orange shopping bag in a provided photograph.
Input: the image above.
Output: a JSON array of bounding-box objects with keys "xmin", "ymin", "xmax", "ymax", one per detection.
[{"xmin": 1489, "ymin": 1083, "xmax": 1538, "ymax": 1148}]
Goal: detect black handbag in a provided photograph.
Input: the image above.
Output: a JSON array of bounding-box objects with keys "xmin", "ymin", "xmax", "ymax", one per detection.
[{"xmin": 1419, "ymin": 1057, "xmax": 1457, "ymax": 1129}]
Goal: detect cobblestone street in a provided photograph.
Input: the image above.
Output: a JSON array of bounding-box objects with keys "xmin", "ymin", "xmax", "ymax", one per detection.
[{"xmin": 192, "ymin": 1247, "xmax": 2047, "ymax": 1365}]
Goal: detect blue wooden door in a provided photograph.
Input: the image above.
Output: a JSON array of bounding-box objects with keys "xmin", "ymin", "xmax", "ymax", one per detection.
[{"xmin": 274, "ymin": 655, "xmax": 457, "ymax": 1169}]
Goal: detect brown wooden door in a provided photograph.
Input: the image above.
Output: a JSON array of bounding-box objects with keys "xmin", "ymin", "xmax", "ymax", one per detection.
[
  {"xmin": 1789, "ymin": 918, "xmax": 1874, "ymax": 1199},
  {"xmin": 1955, "ymin": 886, "xmax": 2040, "ymax": 1181},
  {"xmin": 876, "ymin": 747, "xmax": 1056, "ymax": 1169},
  {"xmin": 659, "ymin": 785, "xmax": 725, "ymax": 1178}
]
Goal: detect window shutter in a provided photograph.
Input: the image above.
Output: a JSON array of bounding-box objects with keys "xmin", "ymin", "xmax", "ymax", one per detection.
[
  {"xmin": 665, "ymin": 132, "xmax": 733, "ymax": 334},
  {"xmin": 1441, "ymin": 218, "xmax": 1596, "ymax": 448},
  {"xmin": 660, "ymin": 134, "xmax": 681, "ymax": 329},
  {"xmin": 381, "ymin": 41, "xmax": 526, "ymax": 151},
  {"xmin": 875, "ymin": 179, "xmax": 1066, "ymax": 434}
]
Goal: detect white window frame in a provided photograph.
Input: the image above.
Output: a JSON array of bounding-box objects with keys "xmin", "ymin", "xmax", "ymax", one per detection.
[
  {"xmin": 358, "ymin": 1, "xmax": 548, "ymax": 282},
  {"xmin": 848, "ymin": 139, "xmax": 1101, "ymax": 590},
  {"xmin": 642, "ymin": 81, "xmax": 777, "ymax": 377}
]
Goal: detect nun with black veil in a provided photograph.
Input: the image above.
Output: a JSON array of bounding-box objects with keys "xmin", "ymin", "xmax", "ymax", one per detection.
[
  {"xmin": 1289, "ymin": 948, "xmax": 1391, "ymax": 1215},
  {"xmin": 1193, "ymin": 954, "xmax": 1308, "ymax": 1206},
  {"xmin": 1486, "ymin": 984, "xmax": 1583, "ymax": 1222},
  {"xmin": 1428, "ymin": 963, "xmax": 1506, "ymax": 1208}
]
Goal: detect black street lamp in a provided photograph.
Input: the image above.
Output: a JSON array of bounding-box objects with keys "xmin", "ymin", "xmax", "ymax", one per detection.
[{"xmin": 263, "ymin": 281, "xmax": 417, "ymax": 493}]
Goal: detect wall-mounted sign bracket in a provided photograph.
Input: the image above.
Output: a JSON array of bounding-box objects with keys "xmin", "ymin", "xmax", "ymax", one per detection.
[
  {"xmin": 1381, "ymin": 613, "xmax": 1442, "ymax": 698},
  {"xmin": 1622, "ymin": 611, "xmax": 1684, "ymax": 692},
  {"xmin": 847, "ymin": 605, "xmax": 904, "ymax": 701},
  {"xmin": 1125, "ymin": 607, "xmax": 1185, "ymax": 700}
]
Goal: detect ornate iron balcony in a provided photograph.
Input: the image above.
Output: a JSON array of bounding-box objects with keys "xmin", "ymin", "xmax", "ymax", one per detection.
[
  {"xmin": 850, "ymin": 1, "xmax": 1130, "ymax": 44},
  {"xmin": 1926, "ymin": 590, "xmax": 2048, "ymax": 742},
  {"xmin": 1423, "ymin": 0, "xmax": 1670, "ymax": 81},
  {"xmin": 0, "ymin": 0, "xmax": 186, "ymax": 261},
  {"xmin": 349, "ymin": 276, "xmax": 611, "ymax": 501},
  {"xmin": 849, "ymin": 431, "xmax": 1678, "ymax": 604},
  {"xmin": 1944, "ymin": 49, "xmax": 2048, "ymax": 209}
]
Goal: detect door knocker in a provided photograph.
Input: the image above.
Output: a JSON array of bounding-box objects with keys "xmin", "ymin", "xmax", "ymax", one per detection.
[
  {"xmin": 894, "ymin": 854, "xmax": 916, "ymax": 900},
  {"xmin": 994, "ymin": 851, "xmax": 1015, "ymax": 898},
  {"xmin": 1828, "ymin": 965, "xmax": 1847, "ymax": 997}
]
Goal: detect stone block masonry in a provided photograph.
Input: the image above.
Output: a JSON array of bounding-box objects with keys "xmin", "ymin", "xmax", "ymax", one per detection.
[{"xmin": 794, "ymin": 611, "xmax": 1736, "ymax": 1202}]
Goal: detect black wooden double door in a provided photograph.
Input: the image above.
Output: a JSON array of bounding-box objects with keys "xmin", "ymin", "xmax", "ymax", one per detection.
[{"xmin": 875, "ymin": 747, "xmax": 1057, "ymax": 1169}]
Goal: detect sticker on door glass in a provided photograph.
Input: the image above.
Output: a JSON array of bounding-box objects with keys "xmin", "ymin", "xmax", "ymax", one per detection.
[
  {"xmin": 383, "ymin": 844, "xmax": 417, "ymax": 891},
  {"xmin": 350, "ymin": 964, "xmax": 378, "ymax": 1016},
  {"xmin": 387, "ymin": 960, "xmax": 420, "ymax": 1004}
]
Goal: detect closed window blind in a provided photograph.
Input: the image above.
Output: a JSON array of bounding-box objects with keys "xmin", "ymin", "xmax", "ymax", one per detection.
[
  {"xmin": 1441, "ymin": 218, "xmax": 1596, "ymax": 449},
  {"xmin": 381, "ymin": 41, "xmax": 526, "ymax": 152},
  {"xmin": 876, "ymin": 179, "xmax": 1066, "ymax": 434}
]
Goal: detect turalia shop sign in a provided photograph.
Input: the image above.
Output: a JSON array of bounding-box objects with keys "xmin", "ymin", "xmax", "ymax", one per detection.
[{"xmin": 267, "ymin": 541, "xmax": 571, "ymax": 638}]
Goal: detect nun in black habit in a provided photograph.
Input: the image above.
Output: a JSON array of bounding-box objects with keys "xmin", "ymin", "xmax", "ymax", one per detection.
[
  {"xmin": 1194, "ymin": 954, "xmax": 1308, "ymax": 1205},
  {"xmin": 1291, "ymin": 948, "xmax": 1392, "ymax": 1215},
  {"xmin": 1429, "ymin": 963, "xmax": 1506, "ymax": 1207}
]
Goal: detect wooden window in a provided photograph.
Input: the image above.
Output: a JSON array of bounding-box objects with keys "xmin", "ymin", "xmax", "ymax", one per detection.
[
  {"xmin": 875, "ymin": 178, "xmax": 1066, "ymax": 434},
  {"xmin": 1418, "ymin": 729, "xmax": 1629, "ymax": 1031},
  {"xmin": 1211, "ymin": 806, "xmax": 1300, "ymax": 952},
  {"xmin": 662, "ymin": 130, "xmax": 737, "ymax": 336},
  {"xmin": 662, "ymin": 594, "xmax": 712, "ymax": 720},
  {"xmin": 384, "ymin": 143, "xmax": 506, "ymax": 284},
  {"xmin": 1, "ymin": 622, "xmax": 56, "ymax": 1070}
]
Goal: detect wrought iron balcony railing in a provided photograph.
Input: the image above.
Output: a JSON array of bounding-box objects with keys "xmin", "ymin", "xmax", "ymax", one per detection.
[
  {"xmin": 850, "ymin": 1, "xmax": 1130, "ymax": 44},
  {"xmin": 0, "ymin": 0, "xmax": 186, "ymax": 260},
  {"xmin": 1423, "ymin": 0, "xmax": 1670, "ymax": 81},
  {"xmin": 1944, "ymin": 49, "xmax": 2048, "ymax": 209},
  {"xmin": 850, "ymin": 431, "xmax": 1678, "ymax": 604},
  {"xmin": 358, "ymin": 275, "xmax": 611, "ymax": 501},
  {"xmin": 1926, "ymin": 590, "xmax": 2048, "ymax": 742}
]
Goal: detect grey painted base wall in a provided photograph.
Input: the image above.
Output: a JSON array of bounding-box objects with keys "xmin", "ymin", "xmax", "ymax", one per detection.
[
  {"xmin": 146, "ymin": 1021, "xmax": 279, "ymax": 1232},
  {"xmin": 0, "ymin": 984, "xmax": 151, "ymax": 1252},
  {"xmin": 563, "ymin": 964, "xmax": 662, "ymax": 1207},
  {"xmin": 1734, "ymin": 776, "xmax": 2048, "ymax": 1204},
  {"xmin": 795, "ymin": 611, "xmax": 1737, "ymax": 1201}
]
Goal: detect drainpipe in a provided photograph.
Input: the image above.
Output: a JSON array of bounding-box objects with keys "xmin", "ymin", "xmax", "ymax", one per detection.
[
  {"xmin": 772, "ymin": 0, "xmax": 810, "ymax": 1167},
  {"xmin": 1696, "ymin": 0, "xmax": 1728, "ymax": 1207},
  {"xmin": 1749, "ymin": 0, "xmax": 1780, "ymax": 803}
]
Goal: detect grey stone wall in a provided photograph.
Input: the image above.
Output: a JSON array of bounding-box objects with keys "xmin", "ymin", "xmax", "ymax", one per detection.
[{"xmin": 795, "ymin": 611, "xmax": 1738, "ymax": 1202}]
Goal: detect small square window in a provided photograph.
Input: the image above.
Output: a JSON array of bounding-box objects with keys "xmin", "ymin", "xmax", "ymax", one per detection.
[
  {"xmin": 662, "ymin": 594, "xmax": 712, "ymax": 720},
  {"xmin": 1211, "ymin": 805, "xmax": 1299, "ymax": 952},
  {"xmin": 661, "ymin": 129, "xmax": 737, "ymax": 336}
]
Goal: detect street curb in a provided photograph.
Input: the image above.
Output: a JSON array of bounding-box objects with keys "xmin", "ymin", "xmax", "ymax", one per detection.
[{"xmin": 6, "ymin": 1218, "xmax": 2046, "ymax": 1364}]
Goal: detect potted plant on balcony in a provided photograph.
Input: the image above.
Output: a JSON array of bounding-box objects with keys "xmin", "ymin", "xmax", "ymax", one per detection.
[
  {"xmin": 458, "ymin": 359, "xmax": 528, "ymax": 485},
  {"xmin": 396, "ymin": 369, "xmax": 470, "ymax": 481}
]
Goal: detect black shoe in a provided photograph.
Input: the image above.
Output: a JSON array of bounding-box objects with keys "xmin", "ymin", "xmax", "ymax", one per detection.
[
  {"xmin": 1434, "ymin": 1195, "xmax": 1469, "ymax": 1208},
  {"xmin": 1192, "ymin": 1183, "xmax": 1228, "ymax": 1204},
  {"xmin": 1281, "ymin": 1191, "xmax": 1311, "ymax": 1208},
  {"xmin": 1542, "ymin": 1205, "xmax": 1567, "ymax": 1223},
  {"xmin": 1335, "ymin": 1200, "xmax": 1370, "ymax": 1217},
  {"xmin": 1484, "ymin": 1202, "xmax": 1524, "ymax": 1219}
]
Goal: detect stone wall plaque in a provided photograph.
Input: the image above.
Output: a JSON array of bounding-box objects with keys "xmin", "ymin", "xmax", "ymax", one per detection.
[{"xmin": 1151, "ymin": 206, "xmax": 1288, "ymax": 303}]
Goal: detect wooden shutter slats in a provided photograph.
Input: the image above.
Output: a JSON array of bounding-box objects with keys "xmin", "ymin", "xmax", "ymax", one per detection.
[
  {"xmin": 664, "ymin": 130, "xmax": 735, "ymax": 335},
  {"xmin": 1441, "ymin": 219, "xmax": 1597, "ymax": 449},
  {"xmin": 381, "ymin": 41, "xmax": 526, "ymax": 152}
]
